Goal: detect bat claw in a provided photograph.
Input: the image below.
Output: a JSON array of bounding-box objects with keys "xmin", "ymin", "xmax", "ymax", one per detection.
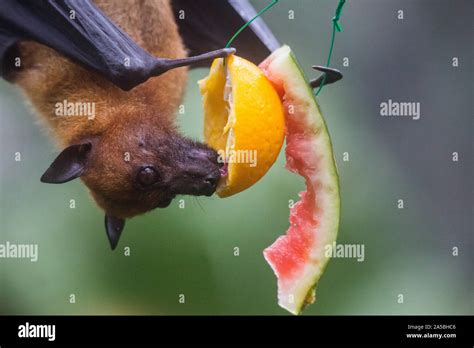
[
  {"xmin": 222, "ymin": 47, "xmax": 237, "ymax": 56},
  {"xmin": 153, "ymin": 48, "xmax": 236, "ymax": 76},
  {"xmin": 309, "ymin": 65, "xmax": 343, "ymax": 89}
]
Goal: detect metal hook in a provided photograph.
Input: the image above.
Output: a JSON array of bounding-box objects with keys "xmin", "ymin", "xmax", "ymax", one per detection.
[{"xmin": 309, "ymin": 65, "xmax": 343, "ymax": 89}]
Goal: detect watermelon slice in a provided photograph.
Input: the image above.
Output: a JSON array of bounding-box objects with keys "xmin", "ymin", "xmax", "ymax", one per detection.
[{"xmin": 259, "ymin": 45, "xmax": 340, "ymax": 315}]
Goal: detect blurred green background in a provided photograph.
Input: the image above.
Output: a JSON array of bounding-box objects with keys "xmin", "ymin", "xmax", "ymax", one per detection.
[{"xmin": 0, "ymin": 0, "xmax": 472, "ymax": 315}]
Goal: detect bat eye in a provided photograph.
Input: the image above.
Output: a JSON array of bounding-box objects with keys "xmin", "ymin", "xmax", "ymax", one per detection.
[{"xmin": 137, "ymin": 166, "xmax": 160, "ymax": 186}]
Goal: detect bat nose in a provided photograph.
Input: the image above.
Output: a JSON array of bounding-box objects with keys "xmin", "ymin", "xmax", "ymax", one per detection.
[
  {"xmin": 203, "ymin": 171, "xmax": 220, "ymax": 195},
  {"xmin": 204, "ymin": 174, "xmax": 218, "ymax": 187}
]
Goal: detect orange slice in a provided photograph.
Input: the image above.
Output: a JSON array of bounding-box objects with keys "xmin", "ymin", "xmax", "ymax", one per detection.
[{"xmin": 199, "ymin": 55, "xmax": 285, "ymax": 197}]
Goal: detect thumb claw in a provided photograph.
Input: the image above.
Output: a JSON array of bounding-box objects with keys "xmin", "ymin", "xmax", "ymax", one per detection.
[{"xmin": 310, "ymin": 65, "xmax": 343, "ymax": 89}]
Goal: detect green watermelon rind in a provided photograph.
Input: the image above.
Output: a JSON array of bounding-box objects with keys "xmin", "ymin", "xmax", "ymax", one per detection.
[
  {"xmin": 263, "ymin": 45, "xmax": 340, "ymax": 315},
  {"xmin": 287, "ymin": 50, "xmax": 341, "ymax": 313}
]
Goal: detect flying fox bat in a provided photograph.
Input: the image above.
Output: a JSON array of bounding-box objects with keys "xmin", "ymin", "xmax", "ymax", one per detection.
[
  {"xmin": 0, "ymin": 0, "xmax": 281, "ymax": 250},
  {"xmin": 0, "ymin": 0, "xmax": 340, "ymax": 250}
]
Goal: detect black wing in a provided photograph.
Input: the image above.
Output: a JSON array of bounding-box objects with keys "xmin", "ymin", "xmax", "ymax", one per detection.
[
  {"xmin": 0, "ymin": 0, "xmax": 233, "ymax": 90},
  {"xmin": 172, "ymin": 0, "xmax": 280, "ymax": 66}
]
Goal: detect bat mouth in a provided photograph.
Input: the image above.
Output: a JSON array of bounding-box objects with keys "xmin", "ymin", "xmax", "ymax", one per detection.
[
  {"xmin": 219, "ymin": 162, "xmax": 228, "ymax": 177},
  {"xmin": 180, "ymin": 167, "xmax": 221, "ymax": 197}
]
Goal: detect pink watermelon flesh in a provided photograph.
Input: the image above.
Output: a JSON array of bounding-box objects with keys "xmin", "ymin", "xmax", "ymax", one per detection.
[{"xmin": 260, "ymin": 46, "xmax": 340, "ymax": 315}]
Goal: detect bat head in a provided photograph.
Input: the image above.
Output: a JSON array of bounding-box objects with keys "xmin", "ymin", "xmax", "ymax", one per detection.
[{"xmin": 40, "ymin": 121, "xmax": 222, "ymax": 249}]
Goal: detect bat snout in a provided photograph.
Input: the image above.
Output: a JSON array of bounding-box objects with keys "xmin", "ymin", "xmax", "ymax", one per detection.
[
  {"xmin": 187, "ymin": 150, "xmax": 221, "ymax": 196},
  {"xmin": 171, "ymin": 145, "xmax": 222, "ymax": 197},
  {"xmin": 201, "ymin": 170, "xmax": 220, "ymax": 196}
]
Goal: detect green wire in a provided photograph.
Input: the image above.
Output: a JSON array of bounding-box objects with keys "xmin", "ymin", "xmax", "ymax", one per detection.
[
  {"xmin": 315, "ymin": 0, "xmax": 346, "ymax": 96},
  {"xmin": 225, "ymin": 0, "xmax": 279, "ymax": 49},
  {"xmin": 223, "ymin": 0, "xmax": 345, "ymax": 97}
]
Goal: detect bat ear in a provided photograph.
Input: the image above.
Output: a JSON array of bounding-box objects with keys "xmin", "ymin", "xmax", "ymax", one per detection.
[
  {"xmin": 105, "ymin": 215, "xmax": 125, "ymax": 251},
  {"xmin": 40, "ymin": 143, "xmax": 92, "ymax": 184}
]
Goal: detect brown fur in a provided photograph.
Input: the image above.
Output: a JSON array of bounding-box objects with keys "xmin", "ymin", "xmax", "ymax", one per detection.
[{"xmin": 15, "ymin": 0, "xmax": 187, "ymax": 146}]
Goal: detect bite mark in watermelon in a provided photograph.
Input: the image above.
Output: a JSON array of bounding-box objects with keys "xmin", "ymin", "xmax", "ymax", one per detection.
[{"xmin": 260, "ymin": 45, "xmax": 340, "ymax": 315}]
